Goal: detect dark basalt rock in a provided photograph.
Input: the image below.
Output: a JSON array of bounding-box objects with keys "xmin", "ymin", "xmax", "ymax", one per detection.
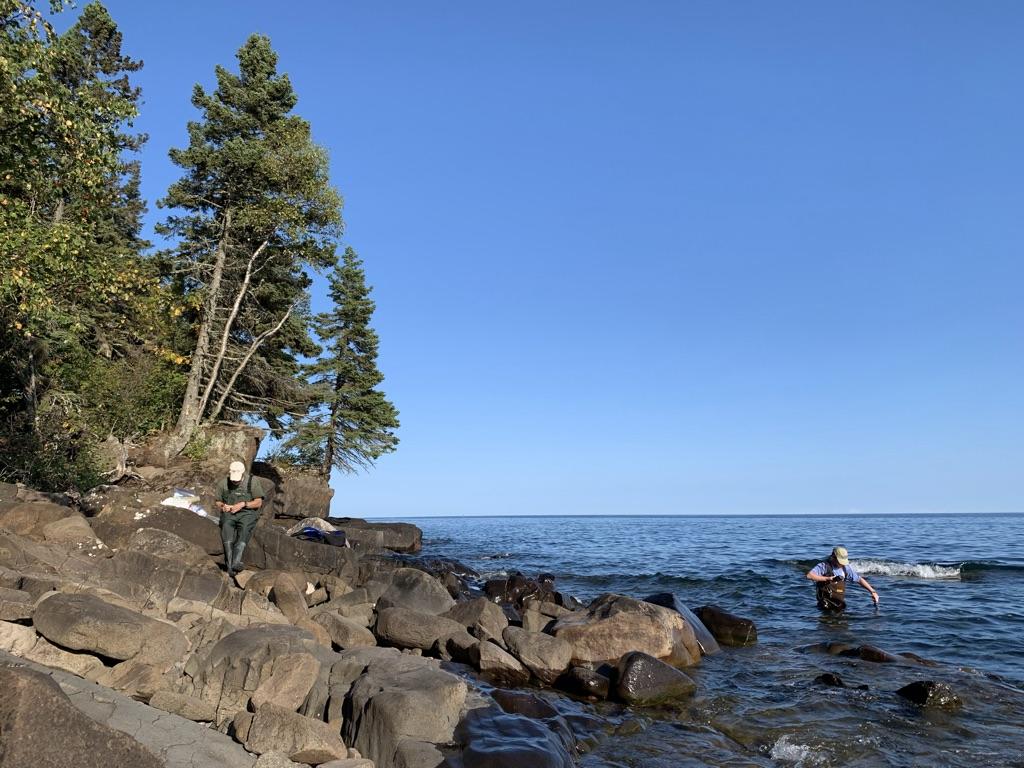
[
  {"xmin": 693, "ymin": 604, "xmax": 758, "ymax": 647},
  {"xmin": 557, "ymin": 666, "xmax": 611, "ymax": 700},
  {"xmin": 491, "ymin": 689, "xmax": 560, "ymax": 720},
  {"xmin": 614, "ymin": 651, "xmax": 696, "ymax": 706},
  {"xmin": 897, "ymin": 680, "xmax": 963, "ymax": 710},
  {"xmin": 448, "ymin": 704, "xmax": 575, "ymax": 768},
  {"xmin": 814, "ymin": 672, "xmax": 847, "ymax": 687},
  {"xmin": 840, "ymin": 644, "xmax": 900, "ymax": 663},
  {"xmin": 484, "ymin": 571, "xmax": 566, "ymax": 610}
]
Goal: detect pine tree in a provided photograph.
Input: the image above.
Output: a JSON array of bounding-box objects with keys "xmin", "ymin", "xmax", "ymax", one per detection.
[
  {"xmin": 284, "ymin": 247, "xmax": 399, "ymax": 479},
  {"xmin": 156, "ymin": 34, "xmax": 342, "ymax": 456}
]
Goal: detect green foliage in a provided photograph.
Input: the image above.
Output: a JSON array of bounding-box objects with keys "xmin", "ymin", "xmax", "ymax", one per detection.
[
  {"xmin": 282, "ymin": 247, "xmax": 400, "ymax": 477},
  {"xmin": 157, "ymin": 34, "xmax": 343, "ymax": 437},
  {"xmin": 182, "ymin": 433, "xmax": 212, "ymax": 462}
]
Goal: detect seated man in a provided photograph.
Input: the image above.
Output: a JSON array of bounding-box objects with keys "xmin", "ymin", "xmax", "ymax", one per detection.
[
  {"xmin": 806, "ymin": 546, "xmax": 879, "ymax": 611},
  {"xmin": 215, "ymin": 460, "xmax": 267, "ymax": 575}
]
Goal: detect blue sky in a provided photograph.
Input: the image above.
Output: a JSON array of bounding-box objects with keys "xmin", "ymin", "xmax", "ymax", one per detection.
[{"xmin": 91, "ymin": 1, "xmax": 1022, "ymax": 516}]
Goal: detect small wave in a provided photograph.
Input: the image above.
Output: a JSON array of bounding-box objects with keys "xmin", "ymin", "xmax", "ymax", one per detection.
[
  {"xmin": 478, "ymin": 552, "xmax": 514, "ymax": 560},
  {"xmin": 851, "ymin": 559, "xmax": 962, "ymax": 579},
  {"xmin": 769, "ymin": 734, "xmax": 826, "ymax": 766}
]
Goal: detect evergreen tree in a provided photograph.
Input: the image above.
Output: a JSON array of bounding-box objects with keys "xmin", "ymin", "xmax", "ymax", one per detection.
[
  {"xmin": 283, "ymin": 247, "xmax": 399, "ymax": 478},
  {"xmin": 157, "ymin": 34, "xmax": 342, "ymax": 456},
  {"xmin": 0, "ymin": 1, "xmax": 167, "ymax": 489}
]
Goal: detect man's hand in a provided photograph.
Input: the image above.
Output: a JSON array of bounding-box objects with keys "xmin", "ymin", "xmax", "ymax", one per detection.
[
  {"xmin": 871, "ymin": 591, "xmax": 880, "ymax": 606},
  {"xmin": 832, "ymin": 575, "xmax": 844, "ymax": 582}
]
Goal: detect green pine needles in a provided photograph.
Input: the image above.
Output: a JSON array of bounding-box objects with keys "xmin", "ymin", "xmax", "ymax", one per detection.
[{"xmin": 281, "ymin": 247, "xmax": 400, "ymax": 479}]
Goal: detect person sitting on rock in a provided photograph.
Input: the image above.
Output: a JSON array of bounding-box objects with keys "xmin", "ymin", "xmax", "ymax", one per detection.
[
  {"xmin": 216, "ymin": 460, "xmax": 267, "ymax": 576},
  {"xmin": 806, "ymin": 546, "xmax": 879, "ymax": 611}
]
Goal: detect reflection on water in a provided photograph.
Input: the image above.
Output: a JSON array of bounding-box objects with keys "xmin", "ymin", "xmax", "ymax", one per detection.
[{"xmin": 408, "ymin": 514, "xmax": 1024, "ymax": 767}]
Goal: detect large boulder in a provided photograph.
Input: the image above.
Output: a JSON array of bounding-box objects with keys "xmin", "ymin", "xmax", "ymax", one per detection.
[
  {"xmin": 0, "ymin": 500, "xmax": 76, "ymax": 539},
  {"xmin": 180, "ymin": 624, "xmax": 327, "ymax": 725},
  {"xmin": 376, "ymin": 568, "xmax": 455, "ymax": 615},
  {"xmin": 0, "ymin": 662, "xmax": 163, "ymax": 768},
  {"xmin": 693, "ymin": 604, "xmax": 757, "ymax": 647},
  {"xmin": 451, "ymin": 704, "xmax": 574, "ymax": 768},
  {"xmin": 329, "ymin": 518, "xmax": 422, "ymax": 553},
  {"xmin": 250, "ymin": 652, "xmax": 322, "ymax": 711},
  {"xmin": 443, "ymin": 597, "xmax": 509, "ymax": 644},
  {"xmin": 33, "ymin": 592, "xmax": 188, "ymax": 664},
  {"xmin": 470, "ymin": 640, "xmax": 530, "ymax": 686},
  {"xmin": 375, "ymin": 607, "xmax": 465, "ymax": 651},
  {"xmin": 91, "ymin": 504, "xmax": 223, "ymax": 554},
  {"xmin": 242, "ymin": 703, "xmax": 347, "ymax": 763},
  {"xmin": 255, "ymin": 463, "xmax": 333, "ymax": 519},
  {"xmin": 614, "ymin": 651, "xmax": 696, "ymax": 705},
  {"xmin": 314, "ymin": 611, "xmax": 377, "ymax": 650},
  {"xmin": 340, "ymin": 647, "xmax": 467, "ymax": 768},
  {"xmin": 502, "ymin": 627, "xmax": 572, "ymax": 685},
  {"xmin": 0, "ymin": 620, "xmax": 106, "ymax": 679},
  {"xmin": 551, "ymin": 594, "xmax": 701, "ymax": 666},
  {"xmin": 247, "ymin": 525, "xmax": 358, "ymax": 579}
]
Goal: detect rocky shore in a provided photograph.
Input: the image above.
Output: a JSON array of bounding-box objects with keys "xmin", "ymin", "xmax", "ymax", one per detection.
[{"xmin": 0, "ymin": 430, "xmax": 963, "ymax": 768}]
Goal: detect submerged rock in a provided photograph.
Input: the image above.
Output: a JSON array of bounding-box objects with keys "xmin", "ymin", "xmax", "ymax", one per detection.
[
  {"xmin": 614, "ymin": 651, "xmax": 696, "ymax": 706},
  {"xmin": 896, "ymin": 680, "xmax": 963, "ymax": 710},
  {"xmin": 449, "ymin": 704, "xmax": 575, "ymax": 768},
  {"xmin": 557, "ymin": 665, "xmax": 611, "ymax": 700}
]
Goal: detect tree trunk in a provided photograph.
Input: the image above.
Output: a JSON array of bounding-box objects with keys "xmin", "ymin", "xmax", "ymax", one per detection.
[
  {"xmin": 320, "ymin": 372, "xmax": 342, "ymax": 480},
  {"xmin": 167, "ymin": 210, "xmax": 231, "ymax": 457}
]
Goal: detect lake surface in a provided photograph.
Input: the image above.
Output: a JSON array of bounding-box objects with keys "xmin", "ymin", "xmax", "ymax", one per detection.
[{"xmin": 404, "ymin": 514, "xmax": 1024, "ymax": 767}]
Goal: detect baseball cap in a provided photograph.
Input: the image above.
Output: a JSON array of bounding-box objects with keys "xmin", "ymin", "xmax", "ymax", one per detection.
[
  {"xmin": 832, "ymin": 546, "xmax": 849, "ymax": 565},
  {"xmin": 228, "ymin": 461, "xmax": 245, "ymax": 482}
]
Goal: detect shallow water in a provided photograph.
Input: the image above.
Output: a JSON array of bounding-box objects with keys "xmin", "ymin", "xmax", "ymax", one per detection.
[{"xmin": 405, "ymin": 514, "xmax": 1024, "ymax": 767}]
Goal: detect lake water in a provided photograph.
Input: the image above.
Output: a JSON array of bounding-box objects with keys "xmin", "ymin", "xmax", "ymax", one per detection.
[{"xmin": 406, "ymin": 514, "xmax": 1024, "ymax": 767}]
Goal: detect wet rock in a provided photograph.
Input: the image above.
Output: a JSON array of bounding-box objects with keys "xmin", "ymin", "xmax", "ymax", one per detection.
[
  {"xmin": 502, "ymin": 626, "xmax": 572, "ymax": 685},
  {"xmin": 896, "ymin": 680, "xmax": 963, "ymax": 710},
  {"xmin": 484, "ymin": 571, "xmax": 563, "ymax": 610},
  {"xmin": 440, "ymin": 629, "xmax": 479, "ymax": 663},
  {"xmin": 0, "ymin": 663, "xmax": 163, "ymax": 767},
  {"xmin": 557, "ymin": 666, "xmax": 611, "ymax": 700},
  {"xmin": 450, "ymin": 704, "xmax": 574, "ymax": 768},
  {"xmin": 315, "ymin": 611, "xmax": 378, "ymax": 649},
  {"xmin": 841, "ymin": 644, "xmax": 901, "ymax": 663},
  {"xmin": 814, "ymin": 672, "xmax": 847, "ymax": 687},
  {"xmin": 551, "ymin": 593, "xmax": 701, "ymax": 667},
  {"xmin": 490, "ymin": 689, "xmax": 560, "ymax": 719},
  {"xmin": 376, "ymin": 567, "xmax": 456, "ymax": 615},
  {"xmin": 693, "ymin": 604, "xmax": 757, "ymax": 647},
  {"xmin": 375, "ymin": 606, "xmax": 466, "ymax": 650},
  {"xmin": 244, "ymin": 702, "xmax": 347, "ymax": 763},
  {"xmin": 614, "ymin": 651, "xmax": 696, "ymax": 706}
]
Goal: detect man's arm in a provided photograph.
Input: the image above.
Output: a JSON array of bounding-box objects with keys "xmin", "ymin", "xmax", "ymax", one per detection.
[
  {"xmin": 805, "ymin": 564, "xmax": 833, "ymax": 583},
  {"xmin": 859, "ymin": 576, "xmax": 879, "ymax": 605}
]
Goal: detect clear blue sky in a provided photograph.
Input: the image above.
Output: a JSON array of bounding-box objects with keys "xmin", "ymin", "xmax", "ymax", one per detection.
[{"xmin": 93, "ymin": 1, "xmax": 1022, "ymax": 516}]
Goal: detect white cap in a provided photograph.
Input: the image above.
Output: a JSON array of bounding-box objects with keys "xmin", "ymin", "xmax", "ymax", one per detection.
[{"xmin": 228, "ymin": 461, "xmax": 245, "ymax": 481}]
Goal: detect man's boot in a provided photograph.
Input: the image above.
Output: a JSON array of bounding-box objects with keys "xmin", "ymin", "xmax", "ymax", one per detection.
[{"xmin": 232, "ymin": 541, "xmax": 247, "ymax": 574}]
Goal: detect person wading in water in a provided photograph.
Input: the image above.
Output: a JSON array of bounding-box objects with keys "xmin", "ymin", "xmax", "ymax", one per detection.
[{"xmin": 806, "ymin": 546, "xmax": 879, "ymax": 611}]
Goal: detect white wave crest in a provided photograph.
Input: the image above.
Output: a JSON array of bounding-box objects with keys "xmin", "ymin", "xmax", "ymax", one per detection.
[
  {"xmin": 851, "ymin": 559, "xmax": 961, "ymax": 579},
  {"xmin": 769, "ymin": 734, "xmax": 825, "ymax": 766}
]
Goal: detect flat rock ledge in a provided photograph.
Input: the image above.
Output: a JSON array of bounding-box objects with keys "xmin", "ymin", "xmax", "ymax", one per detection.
[{"xmin": 0, "ymin": 649, "xmax": 255, "ymax": 768}]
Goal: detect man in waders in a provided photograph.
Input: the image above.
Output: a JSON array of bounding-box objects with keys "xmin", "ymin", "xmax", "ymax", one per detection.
[
  {"xmin": 806, "ymin": 546, "xmax": 879, "ymax": 611},
  {"xmin": 216, "ymin": 460, "xmax": 266, "ymax": 576}
]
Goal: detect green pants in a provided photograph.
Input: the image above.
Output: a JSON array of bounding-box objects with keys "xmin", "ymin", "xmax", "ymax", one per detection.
[{"xmin": 220, "ymin": 510, "xmax": 258, "ymax": 555}]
